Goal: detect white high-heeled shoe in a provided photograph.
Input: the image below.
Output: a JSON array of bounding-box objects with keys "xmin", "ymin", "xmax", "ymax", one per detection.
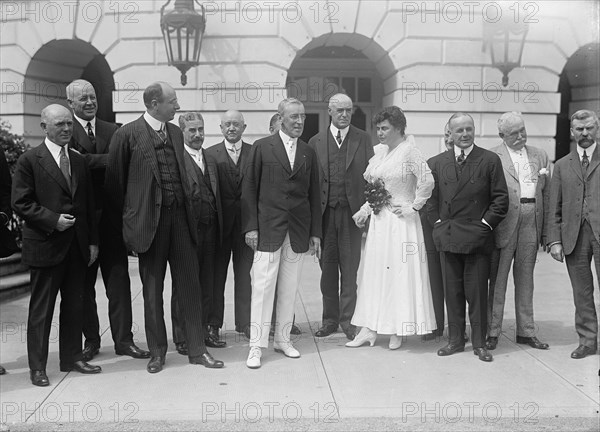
[
  {"xmin": 345, "ymin": 327, "xmax": 377, "ymax": 347},
  {"xmin": 389, "ymin": 335, "xmax": 402, "ymax": 350}
]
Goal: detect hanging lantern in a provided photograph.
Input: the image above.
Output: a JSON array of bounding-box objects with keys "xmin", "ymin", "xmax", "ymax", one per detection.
[{"xmin": 160, "ymin": 0, "xmax": 206, "ymax": 86}]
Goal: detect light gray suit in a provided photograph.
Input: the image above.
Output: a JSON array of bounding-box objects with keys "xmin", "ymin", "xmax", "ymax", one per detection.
[
  {"xmin": 488, "ymin": 144, "xmax": 550, "ymax": 338},
  {"xmin": 548, "ymin": 145, "xmax": 600, "ymax": 349}
]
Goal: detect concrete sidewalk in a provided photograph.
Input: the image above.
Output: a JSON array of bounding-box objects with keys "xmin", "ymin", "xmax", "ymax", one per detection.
[{"xmin": 0, "ymin": 253, "xmax": 598, "ymax": 431}]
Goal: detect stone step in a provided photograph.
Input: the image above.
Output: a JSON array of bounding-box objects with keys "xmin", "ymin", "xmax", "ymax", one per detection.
[
  {"xmin": 0, "ymin": 252, "xmax": 28, "ymax": 277},
  {"xmin": 0, "ymin": 271, "xmax": 30, "ymax": 302}
]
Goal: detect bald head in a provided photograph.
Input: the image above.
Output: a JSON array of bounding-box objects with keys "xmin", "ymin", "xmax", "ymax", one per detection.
[
  {"xmin": 220, "ymin": 110, "xmax": 247, "ymax": 144},
  {"xmin": 144, "ymin": 81, "xmax": 179, "ymax": 122},
  {"xmin": 328, "ymin": 93, "xmax": 353, "ymax": 129},
  {"xmin": 41, "ymin": 104, "xmax": 73, "ymax": 146}
]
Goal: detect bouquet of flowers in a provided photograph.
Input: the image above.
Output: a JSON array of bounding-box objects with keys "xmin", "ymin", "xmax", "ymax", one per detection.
[{"xmin": 365, "ymin": 178, "xmax": 392, "ymax": 215}]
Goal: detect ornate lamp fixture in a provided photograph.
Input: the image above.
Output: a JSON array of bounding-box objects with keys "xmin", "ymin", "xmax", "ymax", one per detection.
[
  {"xmin": 483, "ymin": 17, "xmax": 528, "ymax": 87},
  {"xmin": 160, "ymin": 0, "xmax": 206, "ymax": 86}
]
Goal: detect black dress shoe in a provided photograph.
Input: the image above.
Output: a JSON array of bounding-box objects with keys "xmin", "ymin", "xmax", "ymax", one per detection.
[
  {"xmin": 473, "ymin": 347, "xmax": 493, "ymax": 362},
  {"xmin": 60, "ymin": 360, "xmax": 102, "ymax": 374},
  {"xmin": 205, "ymin": 335, "xmax": 226, "ymax": 348},
  {"xmin": 571, "ymin": 345, "xmax": 597, "ymax": 359},
  {"xmin": 290, "ymin": 324, "xmax": 302, "ymax": 335},
  {"xmin": 0, "ymin": 365, "xmax": 6, "ymax": 375},
  {"xmin": 485, "ymin": 336, "xmax": 498, "ymax": 350},
  {"xmin": 315, "ymin": 325, "xmax": 337, "ymax": 337},
  {"xmin": 30, "ymin": 370, "xmax": 49, "ymax": 387},
  {"xmin": 207, "ymin": 326, "xmax": 226, "ymax": 348},
  {"xmin": 437, "ymin": 343, "xmax": 465, "ymax": 356},
  {"xmin": 147, "ymin": 356, "xmax": 165, "ymax": 373},
  {"xmin": 82, "ymin": 345, "xmax": 100, "ymax": 361},
  {"xmin": 190, "ymin": 352, "xmax": 224, "ymax": 369},
  {"xmin": 116, "ymin": 344, "xmax": 151, "ymax": 359},
  {"xmin": 175, "ymin": 342, "xmax": 188, "ymax": 355},
  {"xmin": 516, "ymin": 336, "xmax": 549, "ymax": 350}
]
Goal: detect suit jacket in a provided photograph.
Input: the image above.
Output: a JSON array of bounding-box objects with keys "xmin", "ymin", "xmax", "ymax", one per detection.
[
  {"xmin": 547, "ymin": 145, "xmax": 600, "ymax": 255},
  {"xmin": 104, "ymin": 116, "xmax": 198, "ymax": 253},
  {"xmin": 241, "ymin": 133, "xmax": 321, "ymax": 253},
  {"xmin": 69, "ymin": 118, "xmax": 119, "ymax": 213},
  {"xmin": 205, "ymin": 141, "xmax": 252, "ymax": 238},
  {"xmin": 11, "ymin": 142, "xmax": 97, "ymax": 267},
  {"xmin": 427, "ymin": 145, "xmax": 509, "ymax": 255},
  {"xmin": 308, "ymin": 124, "xmax": 374, "ymax": 215},
  {"xmin": 183, "ymin": 148, "xmax": 223, "ymax": 240},
  {"xmin": 491, "ymin": 144, "xmax": 550, "ymax": 248}
]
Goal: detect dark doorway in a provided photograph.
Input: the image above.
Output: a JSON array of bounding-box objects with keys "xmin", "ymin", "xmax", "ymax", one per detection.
[
  {"xmin": 555, "ymin": 43, "xmax": 600, "ymax": 161},
  {"xmin": 81, "ymin": 55, "xmax": 116, "ymax": 123},
  {"xmin": 301, "ymin": 113, "xmax": 320, "ymax": 143}
]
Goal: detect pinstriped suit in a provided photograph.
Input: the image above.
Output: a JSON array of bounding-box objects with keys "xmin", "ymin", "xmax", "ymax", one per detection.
[{"xmin": 105, "ymin": 115, "xmax": 206, "ymax": 359}]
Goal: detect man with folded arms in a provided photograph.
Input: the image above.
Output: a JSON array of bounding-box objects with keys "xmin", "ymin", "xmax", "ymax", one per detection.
[
  {"xmin": 486, "ymin": 112, "xmax": 551, "ymax": 351},
  {"xmin": 12, "ymin": 104, "xmax": 101, "ymax": 386}
]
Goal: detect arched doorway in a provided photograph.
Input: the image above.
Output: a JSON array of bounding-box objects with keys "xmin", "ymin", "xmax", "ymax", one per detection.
[
  {"xmin": 555, "ymin": 43, "xmax": 600, "ymax": 161},
  {"xmin": 23, "ymin": 39, "xmax": 115, "ymax": 145},
  {"xmin": 287, "ymin": 34, "xmax": 393, "ymax": 143}
]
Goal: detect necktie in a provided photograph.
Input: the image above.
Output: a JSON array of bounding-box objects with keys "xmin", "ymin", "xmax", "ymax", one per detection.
[
  {"xmin": 157, "ymin": 125, "xmax": 167, "ymax": 143},
  {"xmin": 196, "ymin": 152, "xmax": 205, "ymax": 174},
  {"xmin": 287, "ymin": 140, "xmax": 295, "ymax": 170},
  {"xmin": 59, "ymin": 146, "xmax": 71, "ymax": 190},
  {"xmin": 457, "ymin": 150, "xmax": 466, "ymax": 166},
  {"xmin": 86, "ymin": 122, "xmax": 96, "ymax": 150},
  {"xmin": 228, "ymin": 146, "xmax": 239, "ymax": 164},
  {"xmin": 582, "ymin": 150, "xmax": 589, "ymax": 172},
  {"xmin": 336, "ymin": 130, "xmax": 342, "ymax": 146}
]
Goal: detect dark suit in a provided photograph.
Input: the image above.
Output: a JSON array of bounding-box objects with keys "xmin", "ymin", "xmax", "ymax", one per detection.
[
  {"xmin": 12, "ymin": 142, "xmax": 97, "ymax": 370},
  {"xmin": 241, "ymin": 132, "xmax": 321, "ymax": 347},
  {"xmin": 548, "ymin": 146, "xmax": 600, "ymax": 350},
  {"xmin": 105, "ymin": 115, "xmax": 206, "ymax": 359},
  {"xmin": 308, "ymin": 125, "xmax": 373, "ymax": 332},
  {"xmin": 427, "ymin": 145, "xmax": 508, "ymax": 348},
  {"xmin": 70, "ymin": 118, "xmax": 135, "ymax": 352},
  {"xmin": 205, "ymin": 141, "xmax": 254, "ymax": 332},
  {"xmin": 171, "ymin": 149, "xmax": 223, "ymax": 343},
  {"xmin": 242, "ymin": 133, "xmax": 321, "ymax": 253}
]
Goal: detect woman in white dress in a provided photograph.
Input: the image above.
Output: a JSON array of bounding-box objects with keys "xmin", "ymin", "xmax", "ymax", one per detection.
[{"xmin": 348, "ymin": 106, "xmax": 437, "ymax": 349}]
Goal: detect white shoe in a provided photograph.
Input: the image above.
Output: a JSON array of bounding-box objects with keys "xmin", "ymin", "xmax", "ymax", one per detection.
[
  {"xmin": 246, "ymin": 347, "xmax": 262, "ymax": 369},
  {"xmin": 346, "ymin": 327, "xmax": 377, "ymax": 347},
  {"xmin": 273, "ymin": 342, "xmax": 300, "ymax": 358},
  {"xmin": 389, "ymin": 335, "xmax": 402, "ymax": 350}
]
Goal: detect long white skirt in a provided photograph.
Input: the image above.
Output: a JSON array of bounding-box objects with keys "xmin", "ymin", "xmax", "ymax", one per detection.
[{"xmin": 351, "ymin": 208, "xmax": 437, "ymax": 336}]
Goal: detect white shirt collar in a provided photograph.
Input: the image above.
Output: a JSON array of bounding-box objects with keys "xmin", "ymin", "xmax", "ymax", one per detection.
[
  {"xmin": 329, "ymin": 124, "xmax": 349, "ymax": 144},
  {"xmin": 74, "ymin": 114, "xmax": 95, "ymax": 131},
  {"xmin": 577, "ymin": 142, "xmax": 596, "ymax": 162},
  {"xmin": 143, "ymin": 112, "xmax": 164, "ymax": 132},
  {"xmin": 505, "ymin": 143, "xmax": 527, "ymax": 156},
  {"xmin": 454, "ymin": 144, "xmax": 474, "ymax": 158},
  {"xmin": 225, "ymin": 139, "xmax": 242, "ymax": 152},
  {"xmin": 184, "ymin": 144, "xmax": 201, "ymax": 158},
  {"xmin": 279, "ymin": 130, "xmax": 297, "ymax": 146},
  {"xmin": 45, "ymin": 138, "xmax": 68, "ymax": 166}
]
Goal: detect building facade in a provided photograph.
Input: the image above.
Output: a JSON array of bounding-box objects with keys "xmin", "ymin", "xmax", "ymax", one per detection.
[{"xmin": 1, "ymin": 0, "xmax": 599, "ymax": 159}]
